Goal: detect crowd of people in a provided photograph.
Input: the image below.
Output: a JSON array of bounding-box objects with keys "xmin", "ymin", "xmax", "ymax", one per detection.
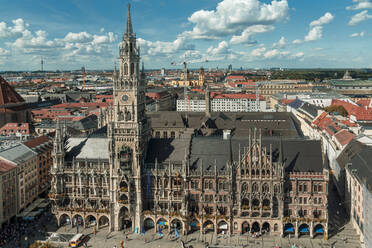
[
  {"xmin": 0, "ymin": 221, "xmax": 37, "ymax": 247},
  {"xmin": 0, "ymin": 211, "xmax": 53, "ymax": 248}
]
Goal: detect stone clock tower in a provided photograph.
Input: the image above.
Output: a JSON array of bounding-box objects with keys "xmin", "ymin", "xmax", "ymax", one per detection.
[{"xmin": 109, "ymin": 4, "xmax": 150, "ymax": 231}]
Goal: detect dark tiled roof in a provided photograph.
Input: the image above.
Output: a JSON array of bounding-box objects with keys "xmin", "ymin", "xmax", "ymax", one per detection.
[
  {"xmin": 336, "ymin": 140, "xmax": 366, "ymax": 170},
  {"xmin": 288, "ymin": 99, "xmax": 303, "ymax": 109},
  {"xmin": 348, "ymin": 147, "xmax": 372, "ymax": 192},
  {"xmin": 146, "ymin": 135, "xmax": 324, "ymax": 173},
  {"xmin": 299, "ymin": 102, "xmax": 320, "ymax": 118}
]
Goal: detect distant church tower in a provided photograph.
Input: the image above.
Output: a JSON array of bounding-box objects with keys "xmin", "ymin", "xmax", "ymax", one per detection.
[
  {"xmin": 109, "ymin": 4, "xmax": 150, "ymax": 231},
  {"xmin": 198, "ymin": 67, "xmax": 205, "ymax": 86}
]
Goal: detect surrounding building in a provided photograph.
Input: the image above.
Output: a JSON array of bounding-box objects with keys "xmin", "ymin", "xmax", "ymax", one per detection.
[
  {"xmin": 0, "ymin": 76, "xmax": 31, "ymax": 128},
  {"xmin": 0, "ymin": 144, "xmax": 38, "ymax": 212},
  {"xmin": 0, "ymin": 123, "xmax": 34, "ymax": 137},
  {"xmin": 330, "ymin": 79, "xmax": 372, "ymax": 96},
  {"xmin": 50, "ymin": 8, "xmax": 330, "ymax": 239},
  {"xmin": 0, "ymin": 159, "xmax": 17, "ymax": 229},
  {"xmin": 344, "ymin": 145, "xmax": 372, "ymax": 248},
  {"xmin": 24, "ymin": 135, "xmax": 53, "ymax": 195},
  {"xmin": 177, "ymin": 92, "xmax": 266, "ymax": 112}
]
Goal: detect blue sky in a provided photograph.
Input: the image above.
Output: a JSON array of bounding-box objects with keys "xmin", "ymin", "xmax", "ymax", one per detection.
[{"xmin": 0, "ymin": 0, "xmax": 372, "ymax": 71}]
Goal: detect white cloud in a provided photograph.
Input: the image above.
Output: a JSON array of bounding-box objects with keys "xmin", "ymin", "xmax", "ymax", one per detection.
[
  {"xmin": 293, "ymin": 12, "xmax": 334, "ymax": 43},
  {"xmin": 207, "ymin": 41, "xmax": 230, "ymax": 55},
  {"xmin": 272, "ymin": 36, "xmax": 286, "ymax": 48},
  {"xmin": 348, "ymin": 10, "xmax": 372, "ymax": 25},
  {"xmin": 294, "ymin": 52, "xmax": 304, "ymax": 58},
  {"xmin": 346, "ymin": 0, "xmax": 372, "ymax": 10},
  {"xmin": 137, "ymin": 36, "xmax": 195, "ymax": 57},
  {"xmin": 310, "ymin": 12, "xmax": 334, "ymax": 27},
  {"xmin": 264, "ymin": 49, "xmax": 279, "ymax": 58},
  {"xmin": 350, "ymin": 31, "xmax": 365, "ymax": 37},
  {"xmin": 0, "ymin": 18, "xmax": 118, "ymax": 69},
  {"xmin": 183, "ymin": 0, "xmax": 288, "ymax": 40},
  {"xmin": 304, "ymin": 26, "xmax": 323, "ymax": 42},
  {"xmin": 0, "ymin": 18, "xmax": 28, "ymax": 39},
  {"xmin": 230, "ymin": 25, "xmax": 274, "ymax": 45},
  {"xmin": 251, "ymin": 46, "xmax": 266, "ymax": 57},
  {"xmin": 64, "ymin": 32, "xmax": 93, "ymax": 43}
]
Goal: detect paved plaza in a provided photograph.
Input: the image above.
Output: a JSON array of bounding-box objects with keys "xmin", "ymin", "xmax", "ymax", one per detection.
[{"xmin": 0, "ymin": 180, "xmax": 362, "ymax": 248}]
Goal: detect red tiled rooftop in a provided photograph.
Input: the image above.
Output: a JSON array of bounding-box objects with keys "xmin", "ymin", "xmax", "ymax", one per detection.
[
  {"xmin": 225, "ymin": 75, "xmax": 246, "ymax": 81},
  {"xmin": 334, "ymin": 129, "xmax": 355, "ymax": 146},
  {"xmin": 356, "ymin": 99, "xmax": 371, "ymax": 108},
  {"xmin": 281, "ymin": 99, "xmax": 296, "ymax": 105},
  {"xmin": 331, "ymin": 99, "xmax": 372, "ymax": 121},
  {"xmin": 24, "ymin": 135, "xmax": 51, "ymax": 149}
]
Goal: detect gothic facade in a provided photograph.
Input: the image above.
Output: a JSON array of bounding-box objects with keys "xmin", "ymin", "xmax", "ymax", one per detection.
[{"xmin": 50, "ymin": 5, "xmax": 329, "ymax": 238}]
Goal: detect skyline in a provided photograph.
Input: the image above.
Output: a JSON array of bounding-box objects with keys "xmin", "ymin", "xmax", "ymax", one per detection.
[{"xmin": 0, "ymin": 0, "xmax": 372, "ymax": 71}]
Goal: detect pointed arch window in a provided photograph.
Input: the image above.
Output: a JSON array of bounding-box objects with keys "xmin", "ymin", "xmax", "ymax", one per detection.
[
  {"xmin": 252, "ymin": 183, "xmax": 258, "ymax": 192},
  {"xmin": 124, "ymin": 63, "xmax": 128, "ymax": 75}
]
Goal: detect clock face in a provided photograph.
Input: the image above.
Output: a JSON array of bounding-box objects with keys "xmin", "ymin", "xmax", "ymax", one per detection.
[{"xmin": 121, "ymin": 94, "xmax": 129, "ymax": 102}]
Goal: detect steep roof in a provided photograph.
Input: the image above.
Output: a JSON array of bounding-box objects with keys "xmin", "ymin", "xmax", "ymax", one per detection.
[
  {"xmin": 146, "ymin": 135, "xmax": 324, "ymax": 173},
  {"xmin": 0, "ymin": 76, "xmax": 25, "ymax": 105}
]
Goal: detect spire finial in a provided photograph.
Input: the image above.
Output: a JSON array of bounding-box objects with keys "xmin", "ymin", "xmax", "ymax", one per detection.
[{"xmin": 126, "ymin": 3, "xmax": 133, "ymax": 35}]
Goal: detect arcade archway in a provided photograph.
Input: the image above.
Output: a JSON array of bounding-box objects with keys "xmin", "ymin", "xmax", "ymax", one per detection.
[
  {"xmin": 203, "ymin": 220, "xmax": 214, "ymax": 233},
  {"xmin": 242, "ymin": 222, "xmax": 250, "ymax": 234},
  {"xmin": 98, "ymin": 216, "xmax": 109, "ymax": 228},
  {"xmin": 85, "ymin": 215, "xmax": 96, "ymax": 228},
  {"xmin": 252, "ymin": 222, "xmax": 260, "ymax": 233},
  {"xmin": 144, "ymin": 218, "xmax": 155, "ymax": 231}
]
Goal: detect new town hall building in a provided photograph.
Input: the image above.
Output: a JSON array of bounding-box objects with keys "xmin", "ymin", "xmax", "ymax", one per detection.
[{"xmin": 50, "ymin": 5, "xmax": 329, "ymax": 238}]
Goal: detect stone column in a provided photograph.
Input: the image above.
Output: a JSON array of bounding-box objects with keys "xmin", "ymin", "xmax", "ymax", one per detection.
[
  {"xmin": 295, "ymin": 221, "xmax": 298, "ymax": 238},
  {"xmin": 310, "ymin": 222, "xmax": 313, "ymax": 238}
]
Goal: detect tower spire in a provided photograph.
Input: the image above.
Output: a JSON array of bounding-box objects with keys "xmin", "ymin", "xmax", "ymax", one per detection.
[{"xmin": 126, "ymin": 3, "xmax": 133, "ymax": 35}]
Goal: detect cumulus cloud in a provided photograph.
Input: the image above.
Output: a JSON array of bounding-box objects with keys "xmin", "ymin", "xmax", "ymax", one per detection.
[
  {"xmin": 0, "ymin": 18, "xmax": 118, "ymax": 69},
  {"xmin": 137, "ymin": 36, "xmax": 195, "ymax": 57},
  {"xmin": 249, "ymin": 45, "xmax": 304, "ymax": 60},
  {"xmin": 182, "ymin": 0, "xmax": 288, "ymax": 40},
  {"xmin": 0, "ymin": 18, "xmax": 28, "ymax": 39},
  {"xmin": 272, "ymin": 36, "xmax": 286, "ymax": 48},
  {"xmin": 292, "ymin": 12, "xmax": 334, "ymax": 43},
  {"xmin": 349, "ymin": 10, "xmax": 372, "ymax": 25},
  {"xmin": 251, "ymin": 47, "xmax": 266, "ymax": 57},
  {"xmin": 346, "ymin": 0, "xmax": 372, "ymax": 10},
  {"xmin": 230, "ymin": 25, "xmax": 274, "ymax": 45},
  {"xmin": 310, "ymin": 12, "xmax": 334, "ymax": 27},
  {"xmin": 350, "ymin": 31, "xmax": 365, "ymax": 37}
]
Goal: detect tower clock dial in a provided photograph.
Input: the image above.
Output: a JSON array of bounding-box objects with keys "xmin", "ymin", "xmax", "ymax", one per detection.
[{"xmin": 121, "ymin": 94, "xmax": 129, "ymax": 102}]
